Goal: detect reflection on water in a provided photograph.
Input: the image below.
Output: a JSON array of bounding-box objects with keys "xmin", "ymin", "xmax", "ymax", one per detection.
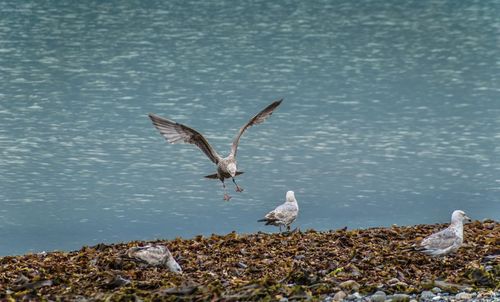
[{"xmin": 0, "ymin": 0, "xmax": 499, "ymax": 255}]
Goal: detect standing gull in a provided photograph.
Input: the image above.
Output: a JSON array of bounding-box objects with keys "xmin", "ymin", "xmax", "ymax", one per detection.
[
  {"xmin": 418, "ymin": 210, "xmax": 471, "ymax": 256},
  {"xmin": 149, "ymin": 99, "xmax": 282, "ymax": 201},
  {"xmin": 258, "ymin": 191, "xmax": 299, "ymax": 232}
]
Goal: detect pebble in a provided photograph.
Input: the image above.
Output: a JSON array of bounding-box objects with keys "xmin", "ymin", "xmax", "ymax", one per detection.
[
  {"xmin": 323, "ymin": 290, "xmax": 500, "ymax": 302},
  {"xmin": 455, "ymin": 292, "xmax": 473, "ymax": 300},
  {"xmin": 346, "ymin": 292, "xmax": 362, "ymax": 300},
  {"xmin": 332, "ymin": 290, "xmax": 346, "ymax": 301},
  {"xmin": 370, "ymin": 290, "xmax": 386, "ymax": 302},
  {"xmin": 391, "ymin": 293, "xmax": 411, "ymax": 302},
  {"xmin": 339, "ymin": 280, "xmax": 361, "ymax": 293},
  {"xmin": 419, "ymin": 290, "xmax": 435, "ymax": 301},
  {"xmin": 431, "ymin": 287, "xmax": 442, "ymax": 294}
]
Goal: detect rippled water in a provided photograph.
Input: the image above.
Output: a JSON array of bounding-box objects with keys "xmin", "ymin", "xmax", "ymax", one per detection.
[{"xmin": 0, "ymin": 0, "xmax": 499, "ymax": 255}]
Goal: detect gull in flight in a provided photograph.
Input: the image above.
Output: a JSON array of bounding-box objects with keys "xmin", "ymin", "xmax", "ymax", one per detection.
[
  {"xmin": 149, "ymin": 99, "xmax": 282, "ymax": 201},
  {"xmin": 418, "ymin": 210, "xmax": 471, "ymax": 256},
  {"xmin": 258, "ymin": 191, "xmax": 299, "ymax": 232}
]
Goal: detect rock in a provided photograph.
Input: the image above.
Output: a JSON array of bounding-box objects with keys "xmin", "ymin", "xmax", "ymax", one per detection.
[
  {"xmin": 455, "ymin": 292, "xmax": 473, "ymax": 300},
  {"xmin": 433, "ymin": 280, "xmax": 467, "ymax": 293},
  {"xmin": 346, "ymin": 292, "xmax": 362, "ymax": 300},
  {"xmin": 419, "ymin": 290, "xmax": 435, "ymax": 301},
  {"xmin": 332, "ymin": 290, "xmax": 347, "ymax": 301},
  {"xmin": 388, "ymin": 278, "xmax": 400, "ymax": 285},
  {"xmin": 339, "ymin": 280, "xmax": 360, "ymax": 293},
  {"xmin": 391, "ymin": 281, "xmax": 409, "ymax": 291},
  {"xmin": 430, "ymin": 287, "xmax": 442, "ymax": 294},
  {"xmin": 370, "ymin": 290, "xmax": 386, "ymax": 302},
  {"xmin": 391, "ymin": 293, "xmax": 411, "ymax": 302}
]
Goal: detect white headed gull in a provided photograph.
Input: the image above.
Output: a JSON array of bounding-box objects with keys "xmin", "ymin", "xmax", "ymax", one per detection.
[{"xmin": 258, "ymin": 190, "xmax": 299, "ymax": 232}]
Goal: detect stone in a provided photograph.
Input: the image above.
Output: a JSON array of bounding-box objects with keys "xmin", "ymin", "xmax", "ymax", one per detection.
[
  {"xmin": 391, "ymin": 281, "xmax": 409, "ymax": 291},
  {"xmin": 346, "ymin": 292, "xmax": 362, "ymax": 300},
  {"xmin": 455, "ymin": 292, "xmax": 473, "ymax": 300},
  {"xmin": 391, "ymin": 293, "xmax": 411, "ymax": 302},
  {"xmin": 419, "ymin": 291, "xmax": 435, "ymax": 301},
  {"xmin": 370, "ymin": 290, "xmax": 386, "ymax": 302},
  {"xmin": 332, "ymin": 290, "xmax": 347, "ymax": 301},
  {"xmin": 430, "ymin": 287, "xmax": 442, "ymax": 294},
  {"xmin": 339, "ymin": 280, "xmax": 360, "ymax": 293}
]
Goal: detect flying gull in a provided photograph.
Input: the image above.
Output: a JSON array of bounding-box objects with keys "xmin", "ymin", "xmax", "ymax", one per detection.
[
  {"xmin": 418, "ymin": 210, "xmax": 471, "ymax": 256},
  {"xmin": 149, "ymin": 99, "xmax": 283, "ymax": 201},
  {"xmin": 258, "ymin": 190, "xmax": 299, "ymax": 232}
]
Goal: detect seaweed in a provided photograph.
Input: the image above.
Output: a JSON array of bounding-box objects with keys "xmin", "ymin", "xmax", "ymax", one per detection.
[{"xmin": 0, "ymin": 221, "xmax": 498, "ymax": 300}]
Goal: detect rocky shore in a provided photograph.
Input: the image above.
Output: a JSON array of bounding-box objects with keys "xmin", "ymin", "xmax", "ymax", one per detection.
[{"xmin": 0, "ymin": 220, "xmax": 498, "ymax": 301}]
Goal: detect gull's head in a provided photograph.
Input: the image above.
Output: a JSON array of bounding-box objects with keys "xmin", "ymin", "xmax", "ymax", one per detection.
[
  {"xmin": 451, "ymin": 210, "xmax": 471, "ymax": 224},
  {"xmin": 227, "ymin": 162, "xmax": 237, "ymax": 177},
  {"xmin": 286, "ymin": 191, "xmax": 296, "ymax": 203},
  {"xmin": 167, "ymin": 257, "xmax": 182, "ymax": 273},
  {"xmin": 166, "ymin": 250, "xmax": 182, "ymax": 273}
]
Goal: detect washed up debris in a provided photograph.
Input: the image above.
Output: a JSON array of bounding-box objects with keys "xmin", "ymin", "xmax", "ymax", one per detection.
[
  {"xmin": 14, "ymin": 275, "xmax": 53, "ymax": 291},
  {"xmin": 104, "ymin": 274, "xmax": 131, "ymax": 289},
  {"xmin": 0, "ymin": 220, "xmax": 497, "ymax": 300},
  {"xmin": 127, "ymin": 244, "xmax": 182, "ymax": 273}
]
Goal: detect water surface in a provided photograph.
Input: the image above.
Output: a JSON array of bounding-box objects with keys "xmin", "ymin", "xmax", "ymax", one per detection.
[{"xmin": 0, "ymin": 0, "xmax": 499, "ymax": 255}]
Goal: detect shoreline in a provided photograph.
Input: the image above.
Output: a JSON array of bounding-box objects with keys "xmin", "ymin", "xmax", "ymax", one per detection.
[{"xmin": 1, "ymin": 220, "xmax": 498, "ymax": 301}]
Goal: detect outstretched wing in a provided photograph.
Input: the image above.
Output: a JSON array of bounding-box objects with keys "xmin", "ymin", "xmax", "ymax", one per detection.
[
  {"xmin": 230, "ymin": 99, "xmax": 283, "ymax": 157},
  {"xmin": 149, "ymin": 113, "xmax": 221, "ymax": 164}
]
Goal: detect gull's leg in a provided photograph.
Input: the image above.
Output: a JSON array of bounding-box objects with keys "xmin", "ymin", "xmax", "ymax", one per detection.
[
  {"xmin": 279, "ymin": 225, "xmax": 282, "ymax": 233},
  {"xmin": 232, "ymin": 177, "xmax": 244, "ymax": 192},
  {"xmin": 221, "ymin": 179, "xmax": 231, "ymax": 201}
]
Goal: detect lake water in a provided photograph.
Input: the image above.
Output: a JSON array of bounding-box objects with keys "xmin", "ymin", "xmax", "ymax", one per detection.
[{"xmin": 0, "ymin": 0, "xmax": 499, "ymax": 256}]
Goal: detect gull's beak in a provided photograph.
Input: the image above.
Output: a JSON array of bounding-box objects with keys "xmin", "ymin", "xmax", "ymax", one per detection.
[{"xmin": 464, "ymin": 215, "xmax": 472, "ymax": 223}]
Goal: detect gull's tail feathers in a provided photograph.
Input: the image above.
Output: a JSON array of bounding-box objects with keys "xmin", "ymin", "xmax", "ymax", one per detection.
[
  {"xmin": 257, "ymin": 218, "xmax": 277, "ymax": 225},
  {"xmin": 204, "ymin": 171, "xmax": 244, "ymax": 179}
]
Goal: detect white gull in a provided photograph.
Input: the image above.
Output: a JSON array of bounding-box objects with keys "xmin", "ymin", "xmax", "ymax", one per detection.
[
  {"xmin": 127, "ymin": 244, "xmax": 182, "ymax": 273},
  {"xmin": 258, "ymin": 191, "xmax": 299, "ymax": 232},
  {"xmin": 419, "ymin": 210, "xmax": 471, "ymax": 256}
]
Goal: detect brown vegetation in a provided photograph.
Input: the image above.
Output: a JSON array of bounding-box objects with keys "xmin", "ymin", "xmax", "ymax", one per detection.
[{"xmin": 0, "ymin": 220, "xmax": 498, "ymax": 301}]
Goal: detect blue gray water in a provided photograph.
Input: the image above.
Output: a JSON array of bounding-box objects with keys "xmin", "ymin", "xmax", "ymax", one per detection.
[{"xmin": 0, "ymin": 0, "xmax": 499, "ymax": 256}]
